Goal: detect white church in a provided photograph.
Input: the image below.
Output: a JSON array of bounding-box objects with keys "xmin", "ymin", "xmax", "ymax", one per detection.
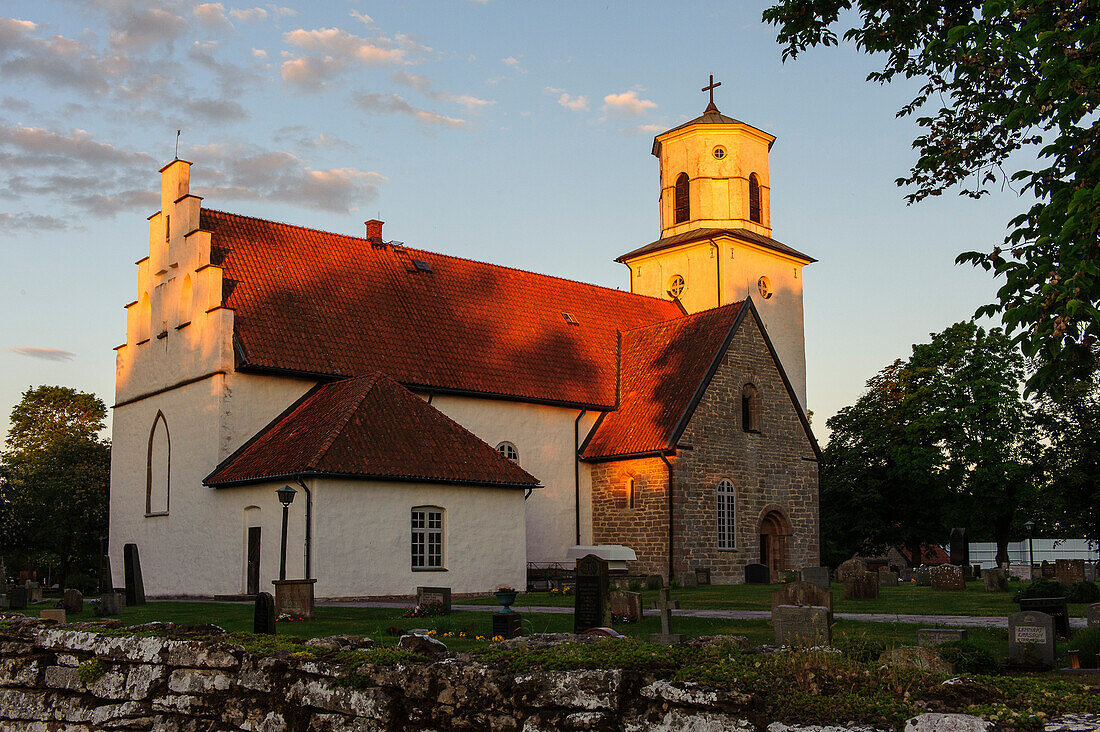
[{"xmin": 108, "ymin": 93, "xmax": 821, "ymax": 598}]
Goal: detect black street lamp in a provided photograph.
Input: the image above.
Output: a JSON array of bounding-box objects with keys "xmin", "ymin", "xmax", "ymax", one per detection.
[
  {"xmin": 1024, "ymin": 520, "xmax": 1035, "ymax": 579},
  {"xmin": 277, "ymin": 485, "xmax": 297, "ymax": 581}
]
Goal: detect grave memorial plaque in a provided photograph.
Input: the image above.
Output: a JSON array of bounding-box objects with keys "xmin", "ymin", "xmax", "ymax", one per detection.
[
  {"xmin": 930, "ymin": 564, "xmax": 966, "ymax": 591},
  {"xmin": 254, "ymin": 592, "xmax": 276, "ymax": 635},
  {"xmin": 1087, "ymin": 603, "xmax": 1100, "ymax": 629},
  {"xmin": 1008, "ymin": 611, "xmax": 1055, "ymax": 668},
  {"xmin": 917, "ymin": 629, "xmax": 968, "ymax": 648},
  {"xmin": 61, "ymin": 589, "xmax": 83, "ymax": 615},
  {"xmin": 744, "ymin": 563, "xmax": 770, "ymax": 585},
  {"xmin": 1055, "ymin": 559, "xmax": 1086, "ymax": 586},
  {"xmin": 694, "ymin": 567, "xmax": 711, "ymax": 586},
  {"xmin": 878, "ymin": 569, "xmax": 899, "ymax": 587},
  {"xmin": 573, "ymin": 554, "xmax": 610, "ymax": 633},
  {"xmin": 774, "ymin": 605, "xmax": 831, "ymax": 647},
  {"xmin": 836, "ymin": 557, "xmax": 867, "ymax": 583},
  {"xmin": 609, "ymin": 590, "xmax": 642, "ymax": 623},
  {"xmin": 680, "ymin": 571, "xmax": 698, "ymax": 589},
  {"xmin": 771, "ymin": 580, "xmax": 833, "ymax": 612},
  {"xmin": 801, "ymin": 567, "xmax": 831, "ymax": 590},
  {"xmin": 97, "ymin": 591, "xmax": 122, "ymax": 617},
  {"xmin": 40, "ymin": 609, "xmax": 65, "ymax": 624},
  {"xmin": 982, "ymin": 568, "xmax": 1008, "ymax": 592},
  {"xmin": 1040, "ymin": 561, "xmax": 1056, "ymax": 580},
  {"xmin": 1019, "ymin": 597, "xmax": 1070, "ymax": 638},
  {"xmin": 645, "ymin": 574, "xmax": 663, "ymax": 591},
  {"xmin": 27, "ymin": 582, "xmax": 42, "ymax": 603},
  {"xmin": 914, "ymin": 567, "xmax": 932, "ymax": 587},
  {"xmin": 949, "ymin": 528, "xmax": 969, "ymax": 567},
  {"xmin": 843, "ymin": 571, "xmax": 879, "ymax": 600},
  {"xmin": 9, "ymin": 587, "xmax": 27, "ymax": 610},
  {"xmin": 123, "ymin": 543, "xmax": 146, "ymax": 606},
  {"xmin": 416, "ymin": 586, "xmax": 452, "ymax": 614}
]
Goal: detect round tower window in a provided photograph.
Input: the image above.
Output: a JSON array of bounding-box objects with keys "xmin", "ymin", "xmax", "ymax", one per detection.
[
  {"xmin": 758, "ymin": 276, "xmax": 773, "ymax": 299},
  {"xmin": 712, "ymin": 146, "xmax": 727, "ymax": 160},
  {"xmin": 668, "ymin": 274, "xmax": 685, "ymax": 299}
]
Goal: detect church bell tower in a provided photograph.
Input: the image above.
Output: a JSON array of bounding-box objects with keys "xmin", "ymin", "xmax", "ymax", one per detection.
[{"xmin": 617, "ymin": 76, "xmax": 815, "ymax": 407}]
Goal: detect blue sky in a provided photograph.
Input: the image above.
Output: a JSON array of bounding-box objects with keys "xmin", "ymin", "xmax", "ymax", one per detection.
[{"xmin": 0, "ymin": 0, "xmax": 1027, "ymax": 440}]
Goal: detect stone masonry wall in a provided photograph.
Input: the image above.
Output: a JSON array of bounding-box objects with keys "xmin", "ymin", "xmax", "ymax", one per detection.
[
  {"xmin": 590, "ymin": 456, "xmax": 670, "ymax": 579},
  {"xmin": 674, "ymin": 313, "xmax": 819, "ymax": 584}
]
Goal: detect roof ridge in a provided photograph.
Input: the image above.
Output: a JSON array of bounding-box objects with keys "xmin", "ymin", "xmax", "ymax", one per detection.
[{"xmin": 203, "ymin": 208, "xmax": 679, "ymax": 308}]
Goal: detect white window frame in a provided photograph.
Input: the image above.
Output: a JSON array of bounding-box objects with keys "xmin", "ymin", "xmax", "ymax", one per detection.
[
  {"xmin": 496, "ymin": 441, "xmax": 519, "ymax": 462},
  {"xmin": 411, "ymin": 506, "xmax": 445, "ymax": 570},
  {"xmin": 716, "ymin": 479, "xmax": 736, "ymax": 550}
]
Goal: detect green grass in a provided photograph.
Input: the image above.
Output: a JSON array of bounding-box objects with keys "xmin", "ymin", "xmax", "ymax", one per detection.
[{"xmin": 470, "ymin": 581, "xmax": 1093, "ymax": 617}]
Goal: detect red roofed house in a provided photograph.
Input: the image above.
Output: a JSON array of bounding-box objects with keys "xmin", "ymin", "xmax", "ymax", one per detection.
[{"xmin": 108, "ymin": 99, "xmax": 821, "ymax": 598}]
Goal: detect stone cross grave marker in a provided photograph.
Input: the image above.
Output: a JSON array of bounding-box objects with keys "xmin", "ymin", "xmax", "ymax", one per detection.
[
  {"xmin": 744, "ymin": 563, "xmax": 770, "ymax": 584},
  {"xmin": 878, "ymin": 569, "xmax": 899, "ymax": 587},
  {"xmin": 930, "ymin": 564, "xmax": 965, "ymax": 591},
  {"xmin": 1087, "ymin": 603, "xmax": 1100, "ymax": 629},
  {"xmin": 61, "ymin": 589, "xmax": 83, "ymax": 615},
  {"xmin": 771, "ymin": 580, "xmax": 833, "ymax": 612},
  {"xmin": 573, "ymin": 554, "xmax": 610, "ymax": 633},
  {"xmin": 1019, "ymin": 596, "xmax": 1070, "ymax": 638},
  {"xmin": 949, "ymin": 528, "xmax": 969, "ymax": 567},
  {"xmin": 801, "ymin": 567, "xmax": 830, "ymax": 590},
  {"xmin": 1055, "ymin": 559, "xmax": 1085, "ymax": 586},
  {"xmin": 123, "ymin": 543, "xmax": 146, "ymax": 606},
  {"xmin": 774, "ymin": 605, "xmax": 831, "ymax": 647},
  {"xmin": 254, "ymin": 591, "xmax": 276, "ymax": 634},
  {"xmin": 609, "ymin": 589, "xmax": 642, "ymax": 624},
  {"xmin": 649, "ymin": 587, "xmax": 684, "ymax": 645},
  {"xmin": 416, "ymin": 586, "xmax": 452, "ymax": 614},
  {"xmin": 917, "ymin": 629, "xmax": 968, "ymax": 648},
  {"xmin": 836, "ymin": 557, "xmax": 867, "ymax": 583},
  {"xmin": 843, "ymin": 571, "xmax": 879, "ymax": 600},
  {"xmin": 1008, "ymin": 611, "xmax": 1055, "ymax": 668}
]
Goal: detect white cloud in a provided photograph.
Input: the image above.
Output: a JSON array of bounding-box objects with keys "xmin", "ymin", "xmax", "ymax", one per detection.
[
  {"xmin": 353, "ymin": 92, "xmax": 467, "ymax": 127},
  {"xmin": 266, "ymin": 5, "xmax": 298, "ymax": 18},
  {"xmin": 554, "ymin": 91, "xmax": 588, "ymax": 112},
  {"xmin": 6, "ymin": 346, "xmax": 75, "ymax": 360},
  {"xmin": 252, "ymin": 48, "xmax": 267, "ymax": 58},
  {"xmin": 193, "ymin": 3, "xmax": 232, "ymax": 30},
  {"xmin": 603, "ymin": 90, "xmax": 657, "ymax": 117},
  {"xmin": 281, "ymin": 26, "xmax": 410, "ymax": 87},
  {"xmin": 0, "ymin": 17, "xmax": 37, "ymax": 46},
  {"xmin": 229, "ymin": 7, "xmax": 268, "ymax": 22},
  {"xmin": 349, "ymin": 9, "xmax": 373, "ymax": 26},
  {"xmin": 501, "ymin": 56, "xmax": 525, "ymax": 72}
]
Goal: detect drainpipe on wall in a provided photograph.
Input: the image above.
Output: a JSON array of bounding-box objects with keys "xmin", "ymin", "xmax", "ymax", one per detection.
[
  {"xmin": 710, "ymin": 239, "xmax": 721, "ymax": 307},
  {"xmin": 574, "ymin": 409, "xmax": 587, "ymax": 545},
  {"xmin": 660, "ymin": 454, "xmax": 675, "ymax": 582},
  {"xmin": 296, "ymin": 478, "xmax": 313, "ymax": 580}
]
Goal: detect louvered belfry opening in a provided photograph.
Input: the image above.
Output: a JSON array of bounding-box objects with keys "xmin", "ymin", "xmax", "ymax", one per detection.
[{"xmin": 674, "ymin": 172, "xmax": 690, "ymax": 224}]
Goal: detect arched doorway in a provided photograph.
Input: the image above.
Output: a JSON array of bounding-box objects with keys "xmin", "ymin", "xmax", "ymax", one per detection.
[{"xmin": 759, "ymin": 508, "xmax": 791, "ymax": 581}]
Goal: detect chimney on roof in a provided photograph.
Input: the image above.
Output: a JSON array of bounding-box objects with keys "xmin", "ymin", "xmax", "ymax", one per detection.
[{"xmin": 365, "ymin": 219, "xmax": 384, "ymax": 247}]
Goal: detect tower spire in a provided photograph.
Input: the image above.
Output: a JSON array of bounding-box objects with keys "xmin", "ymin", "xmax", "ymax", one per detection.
[{"xmin": 701, "ymin": 74, "xmax": 721, "ymax": 114}]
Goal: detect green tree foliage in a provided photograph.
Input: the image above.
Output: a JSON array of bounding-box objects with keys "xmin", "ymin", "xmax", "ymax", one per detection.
[
  {"xmin": 822, "ymin": 323, "xmax": 1036, "ymax": 565},
  {"xmin": 1035, "ymin": 376, "xmax": 1100, "ymax": 540},
  {"xmin": 762, "ymin": 0, "xmax": 1099, "ymax": 394},
  {"xmin": 0, "ymin": 386, "xmax": 110, "ymax": 589}
]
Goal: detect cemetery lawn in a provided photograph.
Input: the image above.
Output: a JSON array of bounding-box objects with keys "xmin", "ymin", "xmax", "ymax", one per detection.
[
  {"xmin": 34, "ymin": 600, "xmax": 1053, "ymax": 661},
  {"xmin": 472, "ymin": 582, "xmax": 1094, "ymax": 617}
]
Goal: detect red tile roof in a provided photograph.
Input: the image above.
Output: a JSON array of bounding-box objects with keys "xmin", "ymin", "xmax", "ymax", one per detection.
[
  {"xmin": 580, "ymin": 303, "xmax": 745, "ymax": 460},
  {"xmin": 201, "ymin": 210, "xmax": 683, "ymax": 409},
  {"xmin": 204, "ymin": 373, "xmax": 539, "ymax": 488}
]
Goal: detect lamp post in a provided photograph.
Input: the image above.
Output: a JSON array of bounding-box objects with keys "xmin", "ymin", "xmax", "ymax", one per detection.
[
  {"xmin": 1024, "ymin": 520, "xmax": 1035, "ymax": 579},
  {"xmin": 276, "ymin": 485, "xmax": 297, "ymax": 581}
]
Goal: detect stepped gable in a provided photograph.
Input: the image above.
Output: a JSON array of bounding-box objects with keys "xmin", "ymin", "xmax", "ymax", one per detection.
[
  {"xmin": 201, "ymin": 209, "xmax": 683, "ymax": 408},
  {"xmin": 581, "ymin": 302, "xmax": 745, "ymax": 460},
  {"xmin": 205, "ymin": 373, "xmax": 539, "ymax": 488}
]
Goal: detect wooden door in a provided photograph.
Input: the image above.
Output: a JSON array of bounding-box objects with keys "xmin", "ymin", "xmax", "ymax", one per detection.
[{"xmin": 247, "ymin": 527, "xmax": 261, "ymax": 596}]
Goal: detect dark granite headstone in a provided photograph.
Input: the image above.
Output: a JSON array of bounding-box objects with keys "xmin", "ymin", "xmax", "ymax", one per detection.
[
  {"xmin": 573, "ymin": 554, "xmax": 610, "ymax": 633},
  {"xmin": 1019, "ymin": 596, "xmax": 1070, "ymax": 638},
  {"xmin": 949, "ymin": 528, "xmax": 969, "ymax": 567},
  {"xmin": 1008, "ymin": 611, "xmax": 1055, "ymax": 668},
  {"xmin": 9, "ymin": 587, "xmax": 27, "ymax": 610},
  {"xmin": 801, "ymin": 567, "xmax": 831, "ymax": 590},
  {"xmin": 416, "ymin": 586, "xmax": 452, "ymax": 613},
  {"xmin": 61, "ymin": 589, "xmax": 83, "ymax": 615},
  {"xmin": 123, "ymin": 543, "xmax": 146, "ymax": 606},
  {"xmin": 770, "ymin": 580, "xmax": 833, "ymax": 612},
  {"xmin": 745, "ymin": 563, "xmax": 770, "ymax": 584},
  {"xmin": 253, "ymin": 591, "xmax": 276, "ymax": 634},
  {"xmin": 99, "ymin": 553, "xmax": 113, "ymax": 595}
]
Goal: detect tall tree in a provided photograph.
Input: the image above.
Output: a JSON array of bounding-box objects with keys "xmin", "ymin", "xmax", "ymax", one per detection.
[
  {"xmin": 1036, "ymin": 376, "xmax": 1100, "ymax": 540},
  {"xmin": 0, "ymin": 386, "xmax": 110, "ymax": 589},
  {"xmin": 762, "ymin": 0, "xmax": 1099, "ymax": 394}
]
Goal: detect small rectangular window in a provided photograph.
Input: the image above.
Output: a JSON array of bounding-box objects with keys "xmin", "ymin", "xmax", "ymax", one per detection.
[
  {"xmin": 627, "ymin": 478, "xmax": 636, "ymax": 510},
  {"xmin": 412, "ymin": 507, "xmax": 444, "ymax": 569}
]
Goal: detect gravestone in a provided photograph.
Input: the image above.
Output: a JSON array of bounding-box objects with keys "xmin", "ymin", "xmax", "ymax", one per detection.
[
  {"xmin": 970, "ymin": 564, "xmax": 981, "ymax": 581},
  {"xmin": 27, "ymin": 581, "xmax": 42, "ymax": 603},
  {"xmin": 254, "ymin": 592, "xmax": 276, "ymax": 634},
  {"xmin": 774, "ymin": 605, "xmax": 831, "ymax": 647},
  {"xmin": 914, "ymin": 567, "xmax": 932, "ymax": 587},
  {"xmin": 573, "ymin": 554, "xmax": 610, "ymax": 633},
  {"xmin": 96, "ymin": 591, "xmax": 122, "ymax": 617},
  {"xmin": 694, "ymin": 567, "xmax": 711, "ymax": 586},
  {"xmin": 771, "ymin": 580, "xmax": 833, "ymax": 612},
  {"xmin": 1087, "ymin": 603, "xmax": 1100, "ymax": 629},
  {"xmin": 917, "ymin": 628, "xmax": 968, "ymax": 647},
  {"xmin": 416, "ymin": 586, "xmax": 452, "ymax": 614},
  {"xmin": 899, "ymin": 568, "xmax": 914, "ymax": 583},
  {"xmin": 1040, "ymin": 561, "xmax": 1056, "ymax": 580},
  {"xmin": 680, "ymin": 571, "xmax": 698, "ymax": 589},
  {"xmin": 949, "ymin": 528, "xmax": 969, "ymax": 567},
  {"xmin": 878, "ymin": 569, "xmax": 899, "ymax": 587},
  {"xmin": 1055, "ymin": 559, "xmax": 1086, "ymax": 586},
  {"xmin": 9, "ymin": 587, "xmax": 27, "ymax": 610},
  {"xmin": 99, "ymin": 552, "xmax": 113, "ymax": 595},
  {"xmin": 61, "ymin": 589, "xmax": 83, "ymax": 615},
  {"xmin": 836, "ymin": 557, "xmax": 867, "ymax": 583},
  {"xmin": 1008, "ymin": 611, "xmax": 1055, "ymax": 668},
  {"xmin": 930, "ymin": 564, "xmax": 966, "ymax": 591},
  {"xmin": 645, "ymin": 574, "xmax": 663, "ymax": 590},
  {"xmin": 649, "ymin": 587, "xmax": 683, "ymax": 645},
  {"xmin": 801, "ymin": 567, "xmax": 830, "ymax": 590},
  {"xmin": 123, "ymin": 543, "xmax": 146, "ymax": 606},
  {"xmin": 40, "ymin": 609, "xmax": 65, "ymax": 624},
  {"xmin": 609, "ymin": 589, "xmax": 642, "ymax": 623},
  {"xmin": 982, "ymin": 568, "xmax": 1008, "ymax": 592},
  {"xmin": 1086, "ymin": 564, "xmax": 1096, "ymax": 583},
  {"xmin": 1020, "ymin": 597, "xmax": 1070, "ymax": 638},
  {"xmin": 744, "ymin": 563, "xmax": 770, "ymax": 585},
  {"xmin": 843, "ymin": 571, "xmax": 879, "ymax": 600}
]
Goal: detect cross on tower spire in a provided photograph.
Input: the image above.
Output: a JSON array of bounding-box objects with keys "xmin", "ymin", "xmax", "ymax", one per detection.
[{"xmin": 702, "ymin": 74, "xmax": 721, "ymax": 113}]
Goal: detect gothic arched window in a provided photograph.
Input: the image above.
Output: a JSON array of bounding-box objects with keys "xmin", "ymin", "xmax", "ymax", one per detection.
[
  {"xmin": 716, "ymin": 478, "xmax": 736, "ymax": 549},
  {"xmin": 674, "ymin": 173, "xmax": 690, "ymax": 224},
  {"xmin": 146, "ymin": 411, "xmax": 170, "ymax": 515},
  {"xmin": 741, "ymin": 383, "xmax": 761, "ymax": 433},
  {"xmin": 748, "ymin": 173, "xmax": 762, "ymax": 224}
]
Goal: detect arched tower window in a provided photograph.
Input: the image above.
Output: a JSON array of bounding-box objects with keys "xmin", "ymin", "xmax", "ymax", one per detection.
[
  {"xmin": 146, "ymin": 411, "xmax": 170, "ymax": 515},
  {"xmin": 741, "ymin": 383, "xmax": 761, "ymax": 433},
  {"xmin": 716, "ymin": 478, "xmax": 736, "ymax": 549},
  {"xmin": 137, "ymin": 293, "xmax": 151, "ymax": 343},
  {"xmin": 674, "ymin": 172, "xmax": 690, "ymax": 224},
  {"xmin": 178, "ymin": 275, "xmax": 193, "ymax": 327},
  {"xmin": 748, "ymin": 173, "xmax": 762, "ymax": 224}
]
